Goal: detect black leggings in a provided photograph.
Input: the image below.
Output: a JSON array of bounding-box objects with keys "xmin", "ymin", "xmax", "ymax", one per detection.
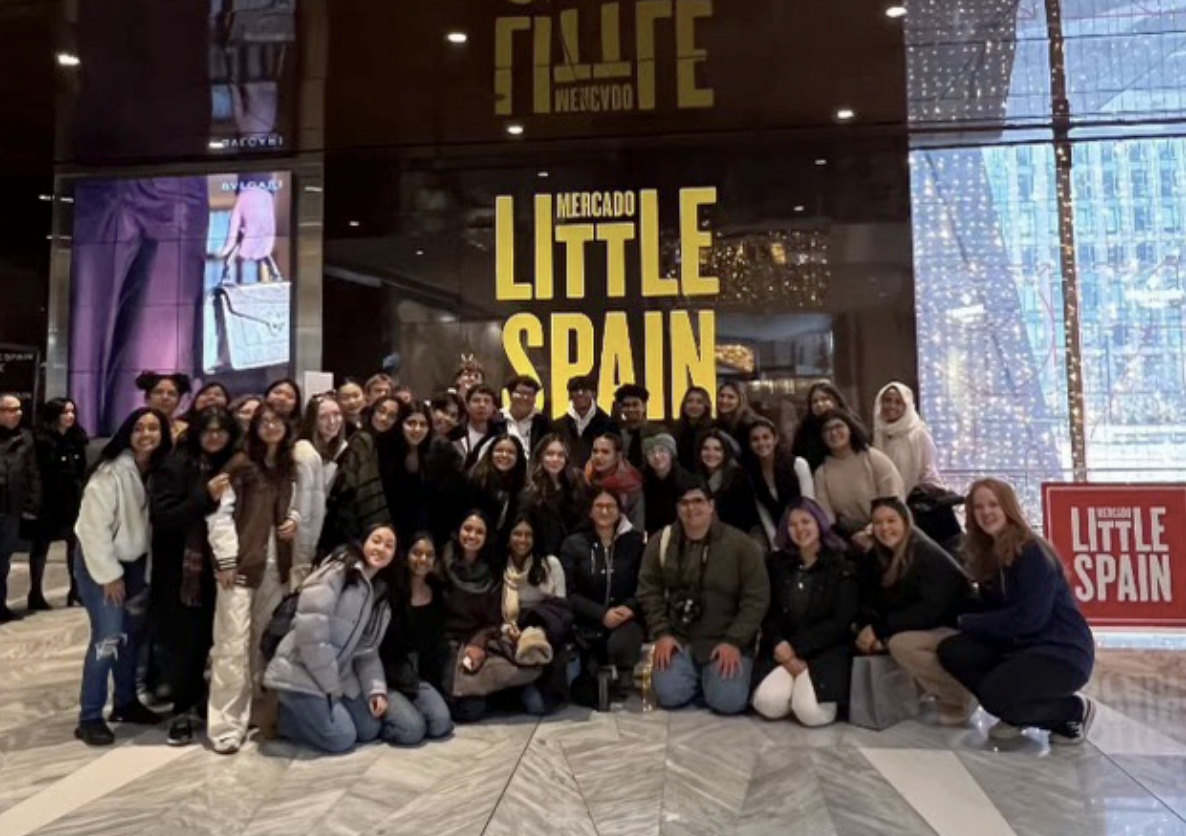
[
  {"xmin": 937, "ymin": 633, "xmax": 1088, "ymax": 731},
  {"xmin": 28, "ymin": 534, "xmax": 79, "ymax": 598}
]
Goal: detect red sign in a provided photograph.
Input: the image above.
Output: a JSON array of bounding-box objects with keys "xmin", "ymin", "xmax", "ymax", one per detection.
[{"xmin": 1043, "ymin": 483, "xmax": 1186, "ymax": 627}]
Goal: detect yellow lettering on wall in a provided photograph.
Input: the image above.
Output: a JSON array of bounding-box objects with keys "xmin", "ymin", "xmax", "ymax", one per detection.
[
  {"xmin": 496, "ymin": 196, "xmax": 532, "ymax": 301},
  {"xmin": 597, "ymin": 222, "xmax": 635, "ymax": 298},
  {"xmin": 676, "ymin": 1, "xmax": 715, "ymax": 109},
  {"xmin": 554, "ymin": 9, "xmax": 591, "ymax": 84},
  {"xmin": 596, "ymin": 3, "xmax": 632, "ymax": 79},
  {"xmin": 534, "ymin": 195, "xmax": 555, "ymax": 300},
  {"xmin": 679, "ymin": 187, "xmax": 720, "ymax": 296},
  {"xmin": 550, "ymin": 314, "xmax": 596, "ymax": 418},
  {"xmin": 533, "ymin": 15, "xmax": 553, "ymax": 114},
  {"xmin": 635, "ymin": 0, "xmax": 674, "ymax": 111},
  {"xmin": 670, "ymin": 310, "xmax": 716, "ymax": 415},
  {"xmin": 494, "ymin": 17, "xmax": 531, "ymax": 116},
  {"xmin": 645, "ymin": 310, "xmax": 667, "ymax": 421},
  {"xmin": 503, "ymin": 314, "xmax": 545, "ymax": 392},
  {"xmin": 640, "ymin": 190, "xmax": 678, "ymax": 297},
  {"xmin": 598, "ymin": 312, "xmax": 637, "ymax": 407},
  {"xmin": 555, "ymin": 224, "xmax": 596, "ymax": 299}
]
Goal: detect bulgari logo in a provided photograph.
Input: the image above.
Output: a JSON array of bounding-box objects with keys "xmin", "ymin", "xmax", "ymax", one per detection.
[{"xmin": 495, "ymin": 0, "xmax": 715, "ymax": 116}]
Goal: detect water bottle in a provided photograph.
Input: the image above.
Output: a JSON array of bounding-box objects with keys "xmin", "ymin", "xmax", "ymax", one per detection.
[{"xmin": 639, "ymin": 645, "xmax": 656, "ymax": 713}]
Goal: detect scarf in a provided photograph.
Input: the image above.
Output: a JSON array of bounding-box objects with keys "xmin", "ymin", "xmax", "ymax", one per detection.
[
  {"xmin": 873, "ymin": 381, "xmax": 930, "ymax": 492},
  {"xmin": 585, "ymin": 458, "xmax": 644, "ymax": 497},
  {"xmin": 502, "ymin": 555, "xmax": 533, "ymax": 628},
  {"xmin": 567, "ymin": 401, "xmax": 599, "ymax": 437},
  {"xmin": 443, "ymin": 544, "xmax": 496, "ymax": 596},
  {"xmin": 873, "ymin": 382, "xmax": 925, "ymax": 445}
]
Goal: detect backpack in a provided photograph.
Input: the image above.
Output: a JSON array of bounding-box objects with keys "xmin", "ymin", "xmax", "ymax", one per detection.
[{"xmin": 258, "ymin": 557, "xmax": 339, "ymax": 662}]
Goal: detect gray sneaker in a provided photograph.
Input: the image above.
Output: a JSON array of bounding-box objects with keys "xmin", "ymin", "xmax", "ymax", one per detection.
[
  {"xmin": 1050, "ymin": 697, "xmax": 1096, "ymax": 746},
  {"xmin": 988, "ymin": 719, "xmax": 1024, "ymax": 741}
]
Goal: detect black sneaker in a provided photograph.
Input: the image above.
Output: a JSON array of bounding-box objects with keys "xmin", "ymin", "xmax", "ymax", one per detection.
[
  {"xmin": 167, "ymin": 717, "xmax": 194, "ymax": 747},
  {"xmin": 1051, "ymin": 696, "xmax": 1097, "ymax": 746},
  {"xmin": 0, "ymin": 607, "xmax": 24, "ymax": 624},
  {"xmin": 75, "ymin": 720, "xmax": 115, "ymax": 747},
  {"xmin": 27, "ymin": 595, "xmax": 52, "ymax": 612},
  {"xmin": 110, "ymin": 700, "xmax": 163, "ymax": 726}
]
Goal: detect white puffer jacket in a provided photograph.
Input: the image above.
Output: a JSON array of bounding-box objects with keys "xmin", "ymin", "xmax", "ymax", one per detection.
[{"xmin": 74, "ymin": 451, "xmax": 150, "ymax": 585}]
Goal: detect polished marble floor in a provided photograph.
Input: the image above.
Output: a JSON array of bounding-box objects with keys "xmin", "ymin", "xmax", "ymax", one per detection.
[{"xmin": 2, "ymin": 549, "xmax": 1186, "ymax": 836}]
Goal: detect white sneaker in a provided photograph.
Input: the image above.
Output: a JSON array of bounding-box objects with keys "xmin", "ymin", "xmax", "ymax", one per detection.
[
  {"xmin": 212, "ymin": 736, "xmax": 242, "ymax": 756},
  {"xmin": 988, "ymin": 720, "xmax": 1024, "ymax": 741}
]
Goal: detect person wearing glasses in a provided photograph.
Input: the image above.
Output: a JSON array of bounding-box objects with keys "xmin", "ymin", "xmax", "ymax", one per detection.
[
  {"xmin": 813, "ymin": 410, "xmax": 904, "ymax": 550},
  {"xmin": 637, "ymin": 475, "xmax": 770, "ymax": 715},
  {"xmin": 502, "ymin": 375, "xmax": 552, "ymax": 462},
  {"xmin": 0, "ymin": 394, "xmax": 42, "ymax": 623}
]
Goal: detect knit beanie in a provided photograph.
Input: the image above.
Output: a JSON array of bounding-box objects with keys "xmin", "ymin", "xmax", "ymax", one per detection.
[{"xmin": 643, "ymin": 432, "xmax": 678, "ymax": 459}]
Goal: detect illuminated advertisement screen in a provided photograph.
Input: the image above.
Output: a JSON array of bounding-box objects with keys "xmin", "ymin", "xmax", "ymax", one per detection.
[{"xmin": 69, "ymin": 172, "xmax": 293, "ymax": 436}]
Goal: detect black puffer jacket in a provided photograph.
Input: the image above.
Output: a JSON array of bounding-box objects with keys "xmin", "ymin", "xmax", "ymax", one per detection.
[
  {"xmin": 0, "ymin": 427, "xmax": 41, "ymax": 517},
  {"xmin": 559, "ymin": 521, "xmax": 646, "ymax": 640},
  {"xmin": 33, "ymin": 427, "xmax": 87, "ymax": 538},
  {"xmin": 857, "ymin": 531, "xmax": 972, "ymax": 642}
]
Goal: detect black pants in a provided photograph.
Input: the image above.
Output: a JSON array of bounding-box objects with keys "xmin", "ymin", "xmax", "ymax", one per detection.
[
  {"xmin": 937, "ymin": 633, "xmax": 1088, "ymax": 731},
  {"xmin": 29, "ymin": 534, "xmax": 79, "ymax": 599},
  {"xmin": 580, "ymin": 620, "xmax": 645, "ymax": 670},
  {"xmin": 158, "ymin": 597, "xmax": 215, "ymax": 717}
]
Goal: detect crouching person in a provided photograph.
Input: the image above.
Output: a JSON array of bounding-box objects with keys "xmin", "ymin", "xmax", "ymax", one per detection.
[
  {"xmin": 638, "ymin": 475, "xmax": 770, "ymax": 715},
  {"xmin": 264, "ymin": 524, "xmax": 395, "ymax": 754}
]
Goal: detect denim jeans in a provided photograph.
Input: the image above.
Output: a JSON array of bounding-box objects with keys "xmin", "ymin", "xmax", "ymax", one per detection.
[
  {"xmin": 0, "ymin": 513, "xmax": 20, "ymax": 606},
  {"xmin": 652, "ymin": 647, "xmax": 753, "ymax": 715},
  {"xmin": 276, "ymin": 691, "xmax": 382, "ymax": 754},
  {"xmin": 382, "ymin": 682, "xmax": 454, "ymax": 746},
  {"xmin": 75, "ymin": 549, "xmax": 150, "ymax": 722}
]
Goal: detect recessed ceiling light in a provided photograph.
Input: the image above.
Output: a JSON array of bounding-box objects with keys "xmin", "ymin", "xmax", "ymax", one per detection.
[
  {"xmin": 446, "ymin": 31, "xmax": 468, "ymax": 44},
  {"xmin": 794, "ymin": 205, "xmax": 806, "ymax": 213},
  {"xmin": 506, "ymin": 124, "xmax": 525, "ymax": 136},
  {"xmin": 38, "ymin": 194, "xmax": 52, "ymax": 202},
  {"xmin": 538, "ymin": 171, "xmax": 549, "ymax": 178},
  {"xmin": 416, "ymin": 249, "xmax": 425, "ymax": 256},
  {"xmin": 885, "ymin": 5, "xmax": 907, "ymax": 19},
  {"xmin": 60, "ymin": 196, "xmax": 73, "ymax": 203},
  {"xmin": 304, "ymin": 185, "xmax": 323, "ymax": 193},
  {"xmin": 815, "ymin": 158, "xmax": 828, "ymax": 166},
  {"xmin": 835, "ymin": 108, "xmax": 856, "ymax": 121},
  {"xmin": 56, "ymin": 52, "xmax": 80, "ymax": 67},
  {"xmin": 348, "ymin": 221, "xmax": 360, "ymax": 228}
]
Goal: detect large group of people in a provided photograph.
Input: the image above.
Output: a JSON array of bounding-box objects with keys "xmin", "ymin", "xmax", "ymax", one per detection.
[{"xmin": 0, "ymin": 364, "xmax": 1096, "ymax": 755}]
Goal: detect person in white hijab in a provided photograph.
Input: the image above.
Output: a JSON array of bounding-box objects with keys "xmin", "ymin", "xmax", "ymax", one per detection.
[{"xmin": 872, "ymin": 382, "xmax": 943, "ymax": 496}]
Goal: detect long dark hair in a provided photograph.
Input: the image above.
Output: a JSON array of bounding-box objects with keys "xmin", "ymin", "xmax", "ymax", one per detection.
[
  {"xmin": 506, "ymin": 510, "xmax": 550, "ymax": 586},
  {"xmin": 524, "ymin": 432, "xmax": 582, "ymax": 500},
  {"xmin": 183, "ymin": 383, "xmax": 231, "ymax": 423},
  {"xmin": 470, "ymin": 434, "xmax": 527, "ymax": 497},
  {"xmin": 264, "ymin": 378, "xmax": 304, "ymax": 422},
  {"xmin": 816, "ymin": 409, "xmax": 871, "ymax": 456},
  {"xmin": 395, "ymin": 400, "xmax": 433, "ymax": 463},
  {"xmin": 791, "ymin": 382, "xmax": 855, "ymax": 470},
  {"xmin": 324, "ymin": 523, "xmax": 397, "ymax": 589},
  {"xmin": 244, "ymin": 404, "xmax": 296, "ymax": 479},
  {"xmin": 39, "ymin": 397, "xmax": 89, "ymax": 446},
  {"xmin": 391, "ymin": 530, "xmax": 440, "ymax": 606},
  {"xmin": 92, "ymin": 407, "xmax": 173, "ymax": 478},
  {"xmin": 445, "ymin": 509, "xmax": 498, "ymax": 569},
  {"xmin": 182, "ymin": 406, "xmax": 239, "ymax": 472}
]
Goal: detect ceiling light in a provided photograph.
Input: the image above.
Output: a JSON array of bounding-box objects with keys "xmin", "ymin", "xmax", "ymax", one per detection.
[
  {"xmin": 56, "ymin": 52, "xmax": 80, "ymax": 67},
  {"xmin": 885, "ymin": 5, "xmax": 907, "ymax": 19},
  {"xmin": 348, "ymin": 221, "xmax": 360, "ymax": 228},
  {"xmin": 538, "ymin": 171, "xmax": 549, "ymax": 178},
  {"xmin": 38, "ymin": 194, "xmax": 52, "ymax": 202},
  {"xmin": 416, "ymin": 249, "xmax": 425, "ymax": 256},
  {"xmin": 446, "ymin": 32, "xmax": 468, "ymax": 44},
  {"xmin": 506, "ymin": 124, "xmax": 525, "ymax": 136},
  {"xmin": 815, "ymin": 158, "xmax": 828, "ymax": 166},
  {"xmin": 794, "ymin": 205, "xmax": 806, "ymax": 213},
  {"xmin": 304, "ymin": 185, "xmax": 323, "ymax": 193},
  {"xmin": 835, "ymin": 108, "xmax": 856, "ymax": 121},
  {"xmin": 60, "ymin": 196, "xmax": 73, "ymax": 203}
]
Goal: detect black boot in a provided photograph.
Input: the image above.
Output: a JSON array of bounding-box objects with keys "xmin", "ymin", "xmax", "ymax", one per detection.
[
  {"xmin": 75, "ymin": 720, "xmax": 115, "ymax": 747},
  {"xmin": 0, "ymin": 607, "xmax": 23, "ymax": 624},
  {"xmin": 27, "ymin": 594, "xmax": 52, "ymax": 612}
]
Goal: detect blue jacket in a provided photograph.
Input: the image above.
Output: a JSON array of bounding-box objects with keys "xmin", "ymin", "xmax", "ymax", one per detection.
[{"xmin": 958, "ymin": 541, "xmax": 1094, "ymax": 681}]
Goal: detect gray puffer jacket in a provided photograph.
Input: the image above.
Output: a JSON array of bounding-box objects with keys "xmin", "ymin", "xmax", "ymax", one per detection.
[{"xmin": 264, "ymin": 559, "xmax": 390, "ymax": 700}]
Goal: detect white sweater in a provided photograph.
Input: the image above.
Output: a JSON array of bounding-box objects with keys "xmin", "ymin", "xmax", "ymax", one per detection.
[{"xmin": 74, "ymin": 451, "xmax": 150, "ymax": 585}]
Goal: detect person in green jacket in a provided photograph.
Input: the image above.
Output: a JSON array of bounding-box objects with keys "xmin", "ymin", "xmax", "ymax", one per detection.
[{"xmin": 637, "ymin": 474, "xmax": 770, "ymax": 715}]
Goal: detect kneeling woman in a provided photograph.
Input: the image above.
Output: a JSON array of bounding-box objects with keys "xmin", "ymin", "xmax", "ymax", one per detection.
[
  {"xmin": 857, "ymin": 498, "xmax": 974, "ymax": 725},
  {"xmin": 380, "ymin": 533, "xmax": 455, "ymax": 746},
  {"xmin": 938, "ymin": 479, "xmax": 1096, "ymax": 744},
  {"xmin": 264, "ymin": 525, "xmax": 395, "ymax": 754},
  {"xmin": 752, "ymin": 499, "xmax": 858, "ymax": 726}
]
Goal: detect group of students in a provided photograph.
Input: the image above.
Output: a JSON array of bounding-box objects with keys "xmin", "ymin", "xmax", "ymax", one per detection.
[{"xmin": 0, "ymin": 359, "xmax": 1096, "ymax": 755}]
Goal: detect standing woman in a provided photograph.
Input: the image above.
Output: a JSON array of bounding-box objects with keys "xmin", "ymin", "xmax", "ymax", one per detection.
[
  {"xmin": 205, "ymin": 403, "xmax": 300, "ymax": 755},
  {"xmin": 752, "ymin": 499, "xmax": 858, "ymax": 726},
  {"xmin": 73, "ymin": 407, "xmax": 173, "ymax": 746},
  {"xmin": 136, "ymin": 372, "xmax": 191, "ymax": 440},
  {"xmin": 715, "ymin": 382, "xmax": 756, "ymax": 448},
  {"xmin": 697, "ymin": 429, "xmax": 759, "ymax": 534},
  {"xmin": 560, "ymin": 490, "xmax": 646, "ymax": 705},
  {"xmin": 380, "ymin": 533, "xmax": 454, "ymax": 746},
  {"xmin": 264, "ymin": 524, "xmax": 394, "ymax": 755},
  {"xmin": 321, "ymin": 396, "xmax": 399, "ymax": 553},
  {"xmin": 813, "ymin": 410, "xmax": 904, "ymax": 548},
  {"xmin": 742, "ymin": 418, "xmax": 814, "ymax": 549},
  {"xmin": 264, "ymin": 378, "xmax": 303, "ymax": 430},
  {"xmin": 382, "ymin": 402, "xmax": 434, "ymax": 549},
  {"xmin": 938, "ymin": 480, "xmax": 1096, "ymax": 744},
  {"xmin": 337, "ymin": 380, "xmax": 367, "ymax": 436},
  {"xmin": 872, "ymin": 382, "xmax": 943, "ymax": 496},
  {"xmin": 468, "ymin": 435, "xmax": 528, "ymax": 550},
  {"xmin": 293, "ymin": 394, "xmax": 349, "ymax": 578},
  {"xmin": 674, "ymin": 386, "xmax": 715, "ymax": 472},
  {"xmin": 791, "ymin": 382, "xmax": 854, "ymax": 472},
  {"xmin": 149, "ymin": 407, "xmax": 239, "ymax": 746},
  {"xmin": 856, "ymin": 498, "xmax": 974, "ymax": 725},
  {"xmin": 518, "ymin": 434, "xmax": 588, "ymax": 557},
  {"xmin": 29, "ymin": 398, "xmax": 89, "ymax": 609}
]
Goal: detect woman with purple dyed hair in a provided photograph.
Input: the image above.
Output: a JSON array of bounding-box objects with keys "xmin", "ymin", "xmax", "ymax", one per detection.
[{"xmin": 751, "ymin": 498, "xmax": 858, "ymax": 726}]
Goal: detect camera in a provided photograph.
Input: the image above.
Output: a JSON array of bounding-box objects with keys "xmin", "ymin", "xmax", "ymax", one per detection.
[{"xmin": 670, "ymin": 596, "xmax": 702, "ymax": 630}]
